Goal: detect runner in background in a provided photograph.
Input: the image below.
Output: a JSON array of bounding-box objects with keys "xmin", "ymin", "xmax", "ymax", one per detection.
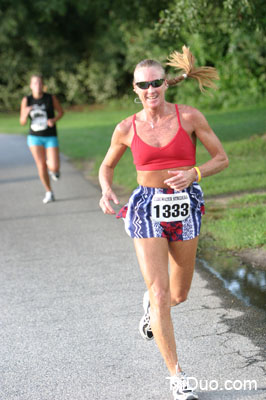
[
  {"xmin": 20, "ymin": 75, "xmax": 64, "ymax": 204},
  {"xmin": 99, "ymin": 46, "xmax": 229, "ymax": 400}
]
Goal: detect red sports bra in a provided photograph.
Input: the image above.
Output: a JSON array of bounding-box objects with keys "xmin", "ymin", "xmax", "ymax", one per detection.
[{"xmin": 131, "ymin": 104, "xmax": 196, "ymax": 171}]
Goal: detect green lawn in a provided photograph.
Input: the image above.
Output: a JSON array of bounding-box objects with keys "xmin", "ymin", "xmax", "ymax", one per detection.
[
  {"xmin": 201, "ymin": 194, "xmax": 266, "ymax": 250},
  {"xmin": 1, "ymin": 103, "xmax": 265, "ymax": 250}
]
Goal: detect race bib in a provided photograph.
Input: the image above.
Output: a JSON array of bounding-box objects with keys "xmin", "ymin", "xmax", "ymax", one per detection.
[
  {"xmin": 151, "ymin": 192, "xmax": 190, "ymax": 222},
  {"xmin": 30, "ymin": 105, "xmax": 48, "ymax": 132}
]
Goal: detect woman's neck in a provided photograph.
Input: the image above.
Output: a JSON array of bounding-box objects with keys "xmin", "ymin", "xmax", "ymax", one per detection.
[
  {"xmin": 142, "ymin": 102, "xmax": 169, "ymax": 128},
  {"xmin": 32, "ymin": 92, "xmax": 43, "ymax": 99}
]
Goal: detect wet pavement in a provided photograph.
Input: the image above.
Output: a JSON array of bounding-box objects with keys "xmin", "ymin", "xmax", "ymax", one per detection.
[{"xmin": 198, "ymin": 246, "xmax": 266, "ymax": 311}]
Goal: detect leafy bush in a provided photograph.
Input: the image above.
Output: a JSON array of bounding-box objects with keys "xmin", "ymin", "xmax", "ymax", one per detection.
[{"xmin": 0, "ymin": 0, "xmax": 265, "ymax": 111}]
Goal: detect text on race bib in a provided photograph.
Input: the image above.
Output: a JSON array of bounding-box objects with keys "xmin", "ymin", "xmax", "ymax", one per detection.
[{"xmin": 151, "ymin": 193, "xmax": 190, "ymax": 222}]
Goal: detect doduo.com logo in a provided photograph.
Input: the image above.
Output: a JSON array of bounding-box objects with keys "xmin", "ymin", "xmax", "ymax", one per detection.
[{"xmin": 186, "ymin": 377, "xmax": 258, "ymax": 391}]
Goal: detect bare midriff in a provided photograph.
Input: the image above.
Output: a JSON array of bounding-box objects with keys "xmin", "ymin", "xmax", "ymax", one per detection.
[{"xmin": 137, "ymin": 166, "xmax": 194, "ymax": 188}]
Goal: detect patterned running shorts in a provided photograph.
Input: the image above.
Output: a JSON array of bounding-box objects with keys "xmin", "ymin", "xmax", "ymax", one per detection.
[{"xmin": 116, "ymin": 183, "xmax": 205, "ymax": 241}]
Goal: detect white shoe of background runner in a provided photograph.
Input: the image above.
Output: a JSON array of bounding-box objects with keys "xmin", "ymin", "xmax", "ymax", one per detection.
[
  {"xmin": 49, "ymin": 170, "xmax": 60, "ymax": 181},
  {"xmin": 43, "ymin": 191, "xmax": 55, "ymax": 204}
]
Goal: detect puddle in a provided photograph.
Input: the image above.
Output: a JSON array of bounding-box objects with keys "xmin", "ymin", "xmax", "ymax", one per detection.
[{"xmin": 197, "ymin": 246, "xmax": 266, "ymax": 311}]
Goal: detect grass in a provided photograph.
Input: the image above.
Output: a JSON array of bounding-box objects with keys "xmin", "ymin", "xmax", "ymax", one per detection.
[
  {"xmin": 201, "ymin": 194, "xmax": 266, "ymax": 250},
  {"xmin": 1, "ymin": 103, "xmax": 265, "ymax": 251},
  {"xmin": 196, "ymin": 135, "xmax": 266, "ymax": 196}
]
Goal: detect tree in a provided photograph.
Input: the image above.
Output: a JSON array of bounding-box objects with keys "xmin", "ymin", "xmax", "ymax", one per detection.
[
  {"xmin": 0, "ymin": 0, "xmax": 265, "ymax": 110},
  {"xmin": 154, "ymin": 0, "xmax": 266, "ymax": 108}
]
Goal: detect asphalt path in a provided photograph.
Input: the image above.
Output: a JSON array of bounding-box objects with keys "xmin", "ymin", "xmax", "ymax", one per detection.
[{"xmin": 0, "ymin": 133, "xmax": 265, "ymax": 400}]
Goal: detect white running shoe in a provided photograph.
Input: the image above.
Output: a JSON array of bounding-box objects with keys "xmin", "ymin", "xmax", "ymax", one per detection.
[
  {"xmin": 43, "ymin": 191, "xmax": 55, "ymax": 204},
  {"xmin": 168, "ymin": 371, "xmax": 198, "ymax": 400},
  {"xmin": 49, "ymin": 170, "xmax": 60, "ymax": 181},
  {"xmin": 139, "ymin": 291, "xmax": 154, "ymax": 340}
]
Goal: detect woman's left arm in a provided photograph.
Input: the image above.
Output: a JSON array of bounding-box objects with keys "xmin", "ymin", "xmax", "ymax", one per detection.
[
  {"xmin": 190, "ymin": 108, "xmax": 229, "ymax": 177},
  {"xmin": 47, "ymin": 95, "xmax": 64, "ymax": 127},
  {"xmin": 165, "ymin": 108, "xmax": 229, "ymax": 190}
]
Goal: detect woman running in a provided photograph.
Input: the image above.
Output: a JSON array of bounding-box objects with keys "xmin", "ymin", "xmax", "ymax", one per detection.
[
  {"xmin": 98, "ymin": 46, "xmax": 229, "ymax": 400},
  {"xmin": 20, "ymin": 74, "xmax": 64, "ymax": 204}
]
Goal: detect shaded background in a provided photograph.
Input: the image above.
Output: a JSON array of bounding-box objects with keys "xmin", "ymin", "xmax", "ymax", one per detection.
[{"xmin": 0, "ymin": 0, "xmax": 265, "ymax": 111}]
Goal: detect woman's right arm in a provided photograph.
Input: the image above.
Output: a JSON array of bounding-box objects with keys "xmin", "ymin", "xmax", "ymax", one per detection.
[
  {"xmin": 19, "ymin": 97, "xmax": 32, "ymax": 126},
  {"xmin": 99, "ymin": 122, "xmax": 129, "ymax": 215}
]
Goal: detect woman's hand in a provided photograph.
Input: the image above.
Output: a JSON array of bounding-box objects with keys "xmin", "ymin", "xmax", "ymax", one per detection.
[
  {"xmin": 99, "ymin": 189, "xmax": 119, "ymax": 215},
  {"xmin": 164, "ymin": 169, "xmax": 196, "ymax": 191},
  {"xmin": 47, "ymin": 118, "xmax": 55, "ymax": 127}
]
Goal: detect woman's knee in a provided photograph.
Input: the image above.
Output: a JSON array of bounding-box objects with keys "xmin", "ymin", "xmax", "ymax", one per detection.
[
  {"xmin": 150, "ymin": 285, "xmax": 171, "ymax": 312},
  {"xmin": 47, "ymin": 158, "xmax": 59, "ymax": 171},
  {"xmin": 36, "ymin": 160, "xmax": 48, "ymax": 173},
  {"xmin": 171, "ymin": 292, "xmax": 188, "ymax": 306},
  {"xmin": 46, "ymin": 149, "xmax": 60, "ymax": 171}
]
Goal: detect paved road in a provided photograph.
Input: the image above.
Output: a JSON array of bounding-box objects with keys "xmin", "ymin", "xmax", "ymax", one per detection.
[{"xmin": 0, "ymin": 133, "xmax": 265, "ymax": 400}]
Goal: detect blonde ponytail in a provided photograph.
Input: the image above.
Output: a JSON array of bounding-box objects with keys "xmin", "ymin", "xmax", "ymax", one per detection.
[{"xmin": 166, "ymin": 45, "xmax": 219, "ymax": 92}]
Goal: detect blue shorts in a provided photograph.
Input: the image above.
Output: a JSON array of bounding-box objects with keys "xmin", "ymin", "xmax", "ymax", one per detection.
[
  {"xmin": 27, "ymin": 135, "xmax": 59, "ymax": 148},
  {"xmin": 116, "ymin": 183, "xmax": 205, "ymax": 241}
]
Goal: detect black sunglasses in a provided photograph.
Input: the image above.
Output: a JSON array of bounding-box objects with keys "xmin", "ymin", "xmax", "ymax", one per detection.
[{"xmin": 135, "ymin": 79, "xmax": 165, "ymax": 90}]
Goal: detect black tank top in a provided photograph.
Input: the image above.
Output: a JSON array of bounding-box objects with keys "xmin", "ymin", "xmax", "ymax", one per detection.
[{"xmin": 27, "ymin": 93, "xmax": 57, "ymax": 137}]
